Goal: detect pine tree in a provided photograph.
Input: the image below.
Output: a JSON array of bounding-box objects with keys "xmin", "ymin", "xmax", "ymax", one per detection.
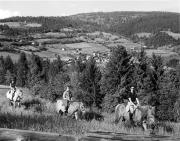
[
  {"xmin": 0, "ymin": 56, "xmax": 5, "ymax": 84},
  {"xmin": 16, "ymin": 52, "xmax": 29, "ymax": 87},
  {"xmin": 28, "ymin": 54, "xmax": 43, "ymax": 87},
  {"xmin": 132, "ymin": 49, "xmax": 150, "ymax": 104},
  {"xmin": 156, "ymin": 70, "xmax": 179, "ymax": 121},
  {"xmin": 101, "ymin": 46, "xmax": 132, "ymax": 112},
  {"xmin": 4, "ymin": 55, "xmax": 14, "ymax": 73},
  {"xmin": 48, "ymin": 55, "xmax": 64, "ymax": 81},
  {"xmin": 147, "ymin": 54, "xmax": 164, "ymax": 106},
  {"xmin": 79, "ymin": 57, "xmax": 102, "ymax": 108},
  {"xmin": 5, "ymin": 70, "xmax": 13, "ymax": 85}
]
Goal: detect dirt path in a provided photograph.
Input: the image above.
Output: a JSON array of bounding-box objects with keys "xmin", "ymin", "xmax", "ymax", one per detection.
[{"xmin": 0, "ymin": 128, "xmax": 179, "ymax": 141}]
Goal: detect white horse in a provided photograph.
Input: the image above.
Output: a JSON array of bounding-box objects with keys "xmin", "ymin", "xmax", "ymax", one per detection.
[
  {"xmin": 6, "ymin": 88, "xmax": 23, "ymax": 108},
  {"xmin": 56, "ymin": 99, "xmax": 86, "ymax": 120}
]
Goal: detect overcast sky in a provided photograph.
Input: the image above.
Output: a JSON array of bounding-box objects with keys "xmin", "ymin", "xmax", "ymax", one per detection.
[{"xmin": 0, "ymin": 0, "xmax": 179, "ymax": 19}]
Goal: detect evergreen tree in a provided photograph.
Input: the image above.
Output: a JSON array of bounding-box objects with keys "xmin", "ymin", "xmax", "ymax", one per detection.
[
  {"xmin": 4, "ymin": 55, "xmax": 14, "ymax": 73},
  {"xmin": 16, "ymin": 52, "xmax": 29, "ymax": 87},
  {"xmin": 48, "ymin": 55, "xmax": 63, "ymax": 81},
  {"xmin": 5, "ymin": 70, "xmax": 13, "ymax": 85},
  {"xmin": 156, "ymin": 70, "xmax": 179, "ymax": 121},
  {"xmin": 0, "ymin": 56, "xmax": 5, "ymax": 84},
  {"xmin": 132, "ymin": 49, "xmax": 151, "ymax": 104},
  {"xmin": 79, "ymin": 57, "xmax": 102, "ymax": 108},
  {"xmin": 101, "ymin": 46, "xmax": 132, "ymax": 112},
  {"xmin": 41, "ymin": 59, "xmax": 50, "ymax": 83},
  {"xmin": 28, "ymin": 54, "xmax": 43, "ymax": 87},
  {"xmin": 147, "ymin": 54, "xmax": 164, "ymax": 106}
]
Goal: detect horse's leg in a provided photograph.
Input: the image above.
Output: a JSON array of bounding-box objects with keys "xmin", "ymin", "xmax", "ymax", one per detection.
[
  {"xmin": 115, "ymin": 115, "xmax": 120, "ymax": 123},
  {"xmin": 9, "ymin": 100, "xmax": 12, "ymax": 106},
  {"xmin": 142, "ymin": 120, "xmax": 147, "ymax": 131},
  {"xmin": 18, "ymin": 102, "xmax": 20, "ymax": 108},
  {"xmin": 58, "ymin": 110, "xmax": 63, "ymax": 116},
  {"xmin": 75, "ymin": 112, "xmax": 78, "ymax": 120},
  {"xmin": 14, "ymin": 101, "xmax": 17, "ymax": 108}
]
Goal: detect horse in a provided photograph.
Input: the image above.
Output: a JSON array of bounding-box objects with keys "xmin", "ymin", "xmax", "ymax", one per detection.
[
  {"xmin": 115, "ymin": 103, "xmax": 155, "ymax": 131},
  {"xmin": 67, "ymin": 101, "xmax": 86, "ymax": 120},
  {"xmin": 114, "ymin": 103, "xmax": 130, "ymax": 123},
  {"xmin": 56, "ymin": 99, "xmax": 68, "ymax": 115},
  {"xmin": 6, "ymin": 88, "xmax": 23, "ymax": 108},
  {"xmin": 56, "ymin": 99, "xmax": 86, "ymax": 120},
  {"xmin": 133, "ymin": 105, "xmax": 155, "ymax": 131}
]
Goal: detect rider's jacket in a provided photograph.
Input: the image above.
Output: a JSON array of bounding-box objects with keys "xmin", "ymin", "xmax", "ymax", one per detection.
[
  {"xmin": 10, "ymin": 81, "xmax": 16, "ymax": 88},
  {"xmin": 63, "ymin": 90, "xmax": 72, "ymax": 101},
  {"xmin": 128, "ymin": 91, "xmax": 137, "ymax": 103}
]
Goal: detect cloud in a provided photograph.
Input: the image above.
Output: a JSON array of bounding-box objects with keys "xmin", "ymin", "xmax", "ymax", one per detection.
[{"xmin": 0, "ymin": 9, "xmax": 22, "ymax": 19}]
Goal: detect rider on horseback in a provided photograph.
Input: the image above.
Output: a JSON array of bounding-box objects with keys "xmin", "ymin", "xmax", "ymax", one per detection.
[
  {"xmin": 63, "ymin": 86, "xmax": 72, "ymax": 113},
  {"xmin": 126, "ymin": 86, "xmax": 140, "ymax": 114},
  {"xmin": 10, "ymin": 77, "xmax": 16, "ymax": 101}
]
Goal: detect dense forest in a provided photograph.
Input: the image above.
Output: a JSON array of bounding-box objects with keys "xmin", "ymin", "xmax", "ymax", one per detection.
[
  {"xmin": 0, "ymin": 47, "xmax": 180, "ymax": 122},
  {"xmin": 72, "ymin": 11, "xmax": 180, "ymax": 35},
  {"xmin": 131, "ymin": 32, "xmax": 180, "ymax": 48},
  {"xmin": 1, "ymin": 12, "xmax": 180, "ymax": 35}
]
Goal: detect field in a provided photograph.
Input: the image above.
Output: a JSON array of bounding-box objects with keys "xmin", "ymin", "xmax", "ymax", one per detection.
[
  {"xmin": 0, "ymin": 86, "xmax": 180, "ymax": 140},
  {"xmin": 145, "ymin": 49, "xmax": 179, "ymax": 57},
  {"xmin": 162, "ymin": 31, "xmax": 180, "ymax": 40},
  {"xmin": 0, "ymin": 22, "xmax": 41, "ymax": 28},
  {"xmin": 0, "ymin": 52, "xmax": 20, "ymax": 62},
  {"xmin": 136, "ymin": 32, "xmax": 152, "ymax": 38}
]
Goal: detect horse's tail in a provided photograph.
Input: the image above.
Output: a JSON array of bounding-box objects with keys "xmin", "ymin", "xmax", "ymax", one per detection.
[{"xmin": 114, "ymin": 104, "xmax": 120, "ymax": 123}]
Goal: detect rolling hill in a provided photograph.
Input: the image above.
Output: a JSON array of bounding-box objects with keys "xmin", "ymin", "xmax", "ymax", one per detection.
[{"xmin": 0, "ymin": 11, "xmax": 179, "ymax": 62}]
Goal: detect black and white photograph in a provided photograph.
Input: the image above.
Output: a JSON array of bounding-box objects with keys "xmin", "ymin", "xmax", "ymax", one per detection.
[{"xmin": 0, "ymin": 0, "xmax": 180, "ymax": 140}]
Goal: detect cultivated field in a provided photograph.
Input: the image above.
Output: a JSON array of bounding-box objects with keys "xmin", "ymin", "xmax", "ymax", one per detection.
[
  {"xmin": 0, "ymin": 85, "xmax": 180, "ymax": 140},
  {"xmin": 0, "ymin": 22, "xmax": 41, "ymax": 28},
  {"xmin": 162, "ymin": 31, "xmax": 180, "ymax": 40},
  {"xmin": 0, "ymin": 52, "xmax": 20, "ymax": 62}
]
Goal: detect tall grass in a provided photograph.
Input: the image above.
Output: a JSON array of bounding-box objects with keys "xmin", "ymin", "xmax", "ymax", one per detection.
[
  {"xmin": 0, "ymin": 108, "xmax": 180, "ymax": 136},
  {"xmin": 0, "ymin": 112, "xmax": 86, "ymax": 135},
  {"xmin": 0, "ymin": 88, "xmax": 180, "ymax": 136}
]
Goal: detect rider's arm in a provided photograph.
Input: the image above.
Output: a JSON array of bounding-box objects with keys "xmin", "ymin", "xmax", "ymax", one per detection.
[
  {"xmin": 136, "ymin": 98, "xmax": 140, "ymax": 105},
  {"xmin": 128, "ymin": 97, "xmax": 132, "ymax": 103},
  {"xmin": 63, "ymin": 92, "xmax": 66, "ymax": 99}
]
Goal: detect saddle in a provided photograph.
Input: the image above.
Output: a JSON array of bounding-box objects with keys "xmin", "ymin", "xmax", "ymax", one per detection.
[
  {"xmin": 65, "ymin": 100, "xmax": 73, "ymax": 113},
  {"xmin": 9, "ymin": 89, "xmax": 16, "ymax": 101}
]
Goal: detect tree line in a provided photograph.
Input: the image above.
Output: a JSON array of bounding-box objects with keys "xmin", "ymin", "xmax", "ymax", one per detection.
[
  {"xmin": 0, "ymin": 46, "xmax": 179, "ymax": 121},
  {"xmin": 131, "ymin": 32, "xmax": 180, "ymax": 48}
]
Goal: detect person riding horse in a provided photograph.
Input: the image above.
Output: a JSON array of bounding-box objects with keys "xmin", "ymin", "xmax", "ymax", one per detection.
[
  {"xmin": 9, "ymin": 77, "xmax": 16, "ymax": 101},
  {"xmin": 125, "ymin": 86, "xmax": 140, "ymax": 119},
  {"xmin": 63, "ymin": 86, "xmax": 72, "ymax": 113}
]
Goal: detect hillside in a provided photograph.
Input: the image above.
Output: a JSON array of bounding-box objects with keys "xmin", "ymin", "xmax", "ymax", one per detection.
[
  {"xmin": 0, "ymin": 11, "xmax": 179, "ymax": 62},
  {"xmin": 71, "ymin": 11, "xmax": 180, "ymax": 35}
]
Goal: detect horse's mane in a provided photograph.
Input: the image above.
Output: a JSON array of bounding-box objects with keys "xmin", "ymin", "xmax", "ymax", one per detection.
[{"xmin": 136, "ymin": 105, "xmax": 155, "ymax": 117}]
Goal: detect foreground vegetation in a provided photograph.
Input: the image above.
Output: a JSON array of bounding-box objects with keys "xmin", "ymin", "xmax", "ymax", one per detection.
[{"xmin": 0, "ymin": 106, "xmax": 180, "ymax": 136}]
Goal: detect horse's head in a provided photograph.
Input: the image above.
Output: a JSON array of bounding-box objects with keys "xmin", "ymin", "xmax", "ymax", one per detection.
[
  {"xmin": 129, "ymin": 104, "xmax": 137, "ymax": 114},
  {"xmin": 19, "ymin": 89, "xmax": 23, "ymax": 98},
  {"xmin": 16, "ymin": 89, "xmax": 23, "ymax": 101},
  {"xmin": 147, "ymin": 106, "xmax": 155, "ymax": 124},
  {"xmin": 79, "ymin": 102, "xmax": 86, "ymax": 113},
  {"xmin": 147, "ymin": 106, "xmax": 155, "ymax": 116}
]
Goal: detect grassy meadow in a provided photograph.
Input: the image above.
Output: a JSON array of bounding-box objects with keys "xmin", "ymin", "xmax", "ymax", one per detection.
[{"xmin": 0, "ymin": 86, "xmax": 180, "ymax": 137}]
